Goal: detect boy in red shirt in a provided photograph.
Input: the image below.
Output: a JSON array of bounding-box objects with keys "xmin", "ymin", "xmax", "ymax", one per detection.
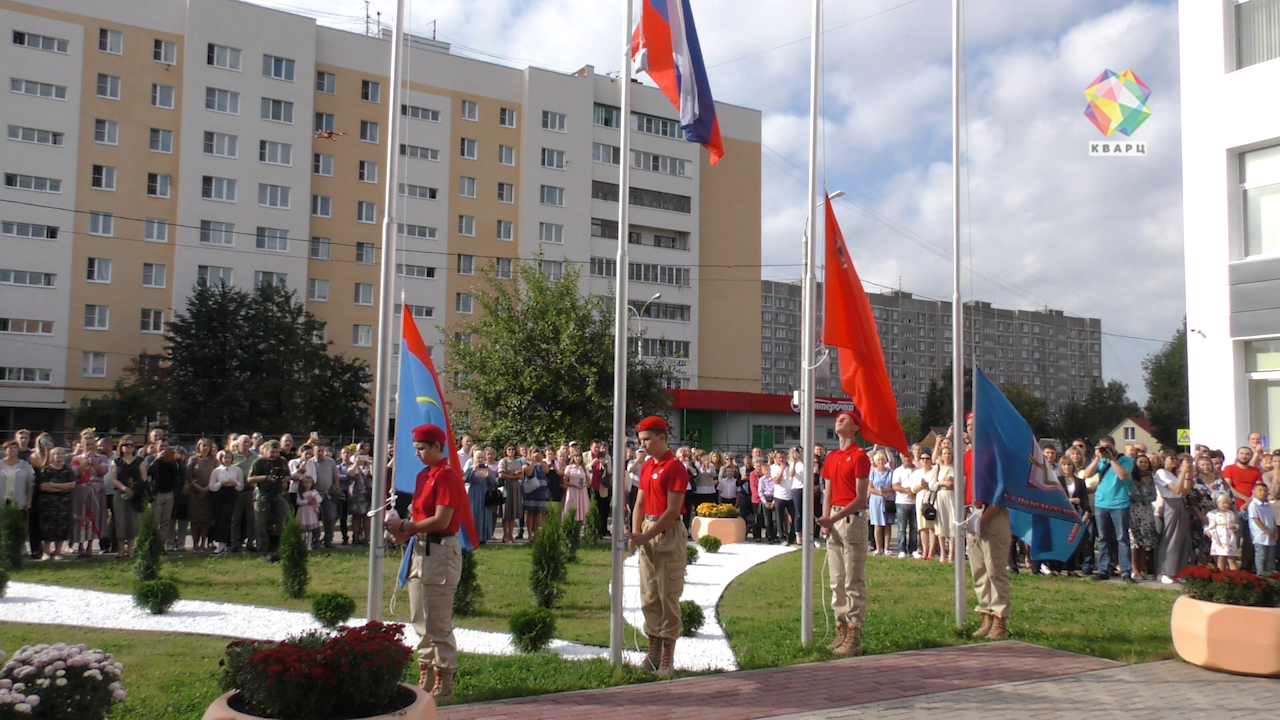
[{"xmin": 817, "ymin": 410, "xmax": 872, "ymax": 657}]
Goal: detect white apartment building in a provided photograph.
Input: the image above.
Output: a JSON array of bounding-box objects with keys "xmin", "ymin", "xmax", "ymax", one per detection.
[
  {"xmin": 0, "ymin": 0, "xmax": 763, "ymax": 433},
  {"xmin": 1180, "ymin": 0, "xmax": 1280, "ymax": 450}
]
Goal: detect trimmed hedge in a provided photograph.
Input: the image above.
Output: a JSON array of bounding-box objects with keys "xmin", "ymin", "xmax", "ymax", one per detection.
[
  {"xmin": 698, "ymin": 535, "xmax": 722, "ymax": 553},
  {"xmin": 680, "ymin": 600, "xmax": 704, "ymax": 637},
  {"xmin": 509, "ymin": 607, "xmax": 557, "ymax": 653},
  {"xmin": 311, "ymin": 591, "xmax": 357, "ymax": 628},
  {"xmin": 279, "ymin": 516, "xmax": 309, "ymax": 599},
  {"xmin": 134, "ymin": 577, "xmax": 180, "ymax": 614}
]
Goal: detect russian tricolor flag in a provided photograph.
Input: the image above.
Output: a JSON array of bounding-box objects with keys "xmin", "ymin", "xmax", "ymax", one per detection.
[{"xmin": 632, "ymin": 0, "xmax": 724, "ymax": 164}]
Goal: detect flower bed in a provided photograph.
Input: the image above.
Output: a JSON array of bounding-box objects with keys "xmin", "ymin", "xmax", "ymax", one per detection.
[
  {"xmin": 1170, "ymin": 567, "xmax": 1280, "ymax": 677},
  {"xmin": 0, "ymin": 643, "xmax": 127, "ymax": 719},
  {"xmin": 695, "ymin": 503, "xmax": 739, "ymax": 519}
]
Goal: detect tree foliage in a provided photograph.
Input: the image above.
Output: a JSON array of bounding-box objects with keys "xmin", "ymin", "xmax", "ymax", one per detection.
[
  {"xmin": 1143, "ymin": 325, "xmax": 1188, "ymax": 449},
  {"xmin": 920, "ymin": 363, "xmax": 973, "ymax": 431},
  {"xmin": 999, "ymin": 384, "xmax": 1050, "ymax": 437},
  {"xmin": 71, "ymin": 353, "xmax": 168, "ymax": 434},
  {"xmin": 1048, "ymin": 379, "xmax": 1141, "ymax": 445},
  {"xmin": 446, "ymin": 257, "xmax": 677, "ymax": 445}
]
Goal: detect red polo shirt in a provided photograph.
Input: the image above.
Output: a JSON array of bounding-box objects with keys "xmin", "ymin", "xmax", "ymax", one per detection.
[
  {"xmin": 412, "ymin": 457, "xmax": 468, "ymax": 534},
  {"xmin": 821, "ymin": 445, "xmax": 870, "ymax": 507},
  {"xmin": 640, "ymin": 449, "xmax": 688, "ymax": 516}
]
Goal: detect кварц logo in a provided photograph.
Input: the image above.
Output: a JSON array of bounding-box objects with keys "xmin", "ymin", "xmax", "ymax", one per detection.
[{"xmin": 1084, "ymin": 69, "xmax": 1150, "ymax": 156}]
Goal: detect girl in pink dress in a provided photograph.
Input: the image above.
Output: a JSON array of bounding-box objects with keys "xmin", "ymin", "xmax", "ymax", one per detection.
[
  {"xmin": 296, "ymin": 476, "xmax": 322, "ymax": 549},
  {"xmin": 561, "ymin": 449, "xmax": 589, "ymax": 523}
]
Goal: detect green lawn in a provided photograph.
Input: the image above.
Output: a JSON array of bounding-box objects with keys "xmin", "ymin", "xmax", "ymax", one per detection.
[{"xmin": 719, "ymin": 550, "xmax": 1180, "ymax": 669}]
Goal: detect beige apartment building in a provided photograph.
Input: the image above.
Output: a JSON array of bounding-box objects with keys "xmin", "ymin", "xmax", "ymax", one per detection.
[{"xmin": 0, "ymin": 0, "xmax": 762, "ymax": 433}]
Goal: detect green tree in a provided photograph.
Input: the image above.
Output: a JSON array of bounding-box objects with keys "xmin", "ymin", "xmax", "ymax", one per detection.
[
  {"xmin": 999, "ymin": 384, "xmax": 1050, "ymax": 437},
  {"xmin": 71, "ymin": 353, "xmax": 167, "ymax": 434},
  {"xmin": 1143, "ymin": 326, "xmax": 1188, "ymax": 449},
  {"xmin": 919, "ymin": 363, "xmax": 973, "ymax": 431},
  {"xmin": 898, "ymin": 413, "xmax": 923, "ymax": 444},
  {"xmin": 1083, "ymin": 380, "xmax": 1141, "ymax": 441},
  {"xmin": 1047, "ymin": 398, "xmax": 1096, "ymax": 445},
  {"xmin": 446, "ymin": 257, "xmax": 677, "ymax": 445}
]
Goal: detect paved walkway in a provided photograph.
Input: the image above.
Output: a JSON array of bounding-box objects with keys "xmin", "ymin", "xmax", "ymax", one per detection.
[{"xmin": 439, "ymin": 642, "xmax": 1119, "ymax": 720}]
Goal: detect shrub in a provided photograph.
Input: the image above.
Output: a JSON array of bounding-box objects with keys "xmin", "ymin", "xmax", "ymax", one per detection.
[
  {"xmin": 279, "ymin": 515, "xmax": 309, "ymax": 599},
  {"xmin": 582, "ymin": 497, "xmax": 601, "ymax": 546},
  {"xmin": 454, "ymin": 549, "xmax": 483, "ymax": 617},
  {"xmin": 0, "ymin": 643, "xmax": 127, "ymax": 719},
  {"xmin": 133, "ymin": 577, "xmax": 180, "ymax": 615},
  {"xmin": 560, "ymin": 510, "xmax": 581, "ymax": 564},
  {"xmin": 133, "ymin": 506, "xmax": 162, "ymax": 583},
  {"xmin": 311, "ymin": 591, "xmax": 357, "ymax": 629},
  {"xmin": 1176, "ymin": 566, "xmax": 1280, "ymax": 607},
  {"xmin": 698, "ymin": 535, "xmax": 722, "ymax": 553},
  {"xmin": 680, "ymin": 600, "xmax": 704, "ymax": 637},
  {"xmin": 530, "ymin": 511, "xmax": 565, "ymax": 608},
  {"xmin": 509, "ymin": 608, "xmax": 556, "ymax": 653},
  {"xmin": 0, "ymin": 566, "xmax": 8, "ymax": 598},
  {"xmin": 0, "ymin": 505, "xmax": 25, "ymax": 569},
  {"xmin": 686, "ymin": 543, "xmax": 700, "ymax": 566}
]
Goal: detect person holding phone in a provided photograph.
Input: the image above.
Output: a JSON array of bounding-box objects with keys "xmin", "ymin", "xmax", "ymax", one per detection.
[{"xmin": 1082, "ymin": 436, "xmax": 1135, "ymax": 584}]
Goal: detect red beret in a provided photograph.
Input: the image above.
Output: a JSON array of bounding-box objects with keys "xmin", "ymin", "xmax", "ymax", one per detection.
[
  {"xmin": 411, "ymin": 424, "xmax": 447, "ymax": 445},
  {"xmin": 966, "ymin": 412, "xmax": 974, "ymax": 423},
  {"xmin": 635, "ymin": 416, "xmax": 668, "ymax": 433},
  {"xmin": 836, "ymin": 408, "xmax": 863, "ymax": 426}
]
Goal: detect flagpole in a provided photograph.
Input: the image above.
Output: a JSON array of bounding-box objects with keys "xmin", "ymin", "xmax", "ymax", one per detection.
[
  {"xmin": 950, "ymin": 0, "xmax": 967, "ymax": 631},
  {"xmin": 367, "ymin": 0, "xmax": 407, "ymax": 621},
  {"xmin": 609, "ymin": 0, "xmax": 636, "ymax": 667},
  {"xmin": 799, "ymin": 0, "xmax": 822, "ymax": 647}
]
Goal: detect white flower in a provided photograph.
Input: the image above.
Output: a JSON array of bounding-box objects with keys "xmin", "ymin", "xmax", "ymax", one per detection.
[
  {"xmin": 54, "ymin": 678, "xmax": 67, "ymax": 687},
  {"xmin": 84, "ymin": 669, "xmax": 102, "ymax": 681},
  {"xmin": 112, "ymin": 689, "xmax": 127, "ymax": 702},
  {"xmin": 14, "ymin": 702, "xmax": 31, "ymax": 713}
]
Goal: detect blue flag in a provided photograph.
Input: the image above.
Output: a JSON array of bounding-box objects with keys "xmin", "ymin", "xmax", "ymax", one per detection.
[{"xmin": 973, "ymin": 368, "xmax": 1083, "ymax": 562}]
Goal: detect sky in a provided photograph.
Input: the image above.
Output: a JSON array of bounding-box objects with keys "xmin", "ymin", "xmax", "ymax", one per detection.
[{"xmin": 256, "ymin": 0, "xmax": 1184, "ymax": 403}]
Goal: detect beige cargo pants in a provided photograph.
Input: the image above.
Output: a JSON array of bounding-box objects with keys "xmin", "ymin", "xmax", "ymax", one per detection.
[
  {"xmin": 408, "ymin": 536, "xmax": 462, "ymax": 669},
  {"xmin": 827, "ymin": 509, "xmax": 869, "ymax": 629},
  {"xmin": 967, "ymin": 506, "xmax": 1011, "ymax": 619},
  {"xmin": 638, "ymin": 519, "xmax": 688, "ymax": 641}
]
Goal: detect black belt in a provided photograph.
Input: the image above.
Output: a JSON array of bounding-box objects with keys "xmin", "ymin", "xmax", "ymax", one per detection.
[
  {"xmin": 832, "ymin": 505, "xmax": 865, "ymax": 518},
  {"xmin": 417, "ymin": 533, "xmax": 455, "ymax": 544}
]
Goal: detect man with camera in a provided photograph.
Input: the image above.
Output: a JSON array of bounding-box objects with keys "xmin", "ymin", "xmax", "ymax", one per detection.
[
  {"xmin": 248, "ymin": 440, "xmax": 292, "ymax": 562},
  {"xmin": 1081, "ymin": 436, "xmax": 1135, "ymax": 583}
]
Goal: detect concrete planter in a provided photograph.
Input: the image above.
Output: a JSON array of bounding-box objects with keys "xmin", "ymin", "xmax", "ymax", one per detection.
[
  {"xmin": 201, "ymin": 683, "xmax": 436, "ymax": 720},
  {"xmin": 1170, "ymin": 595, "xmax": 1280, "ymax": 677},
  {"xmin": 691, "ymin": 516, "xmax": 747, "ymax": 545}
]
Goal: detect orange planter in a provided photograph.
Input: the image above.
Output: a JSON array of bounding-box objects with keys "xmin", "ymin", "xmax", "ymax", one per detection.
[
  {"xmin": 691, "ymin": 516, "xmax": 747, "ymax": 545},
  {"xmin": 201, "ymin": 684, "xmax": 437, "ymax": 720},
  {"xmin": 1170, "ymin": 595, "xmax": 1280, "ymax": 677}
]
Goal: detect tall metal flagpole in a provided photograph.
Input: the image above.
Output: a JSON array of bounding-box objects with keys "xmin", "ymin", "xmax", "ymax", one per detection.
[
  {"xmin": 609, "ymin": 0, "xmax": 636, "ymax": 666},
  {"xmin": 950, "ymin": 0, "xmax": 967, "ymax": 630},
  {"xmin": 367, "ymin": 0, "xmax": 407, "ymax": 621},
  {"xmin": 799, "ymin": 0, "xmax": 822, "ymax": 647}
]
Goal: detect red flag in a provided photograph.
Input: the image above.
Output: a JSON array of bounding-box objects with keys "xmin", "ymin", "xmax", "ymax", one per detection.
[{"xmin": 822, "ymin": 196, "xmax": 908, "ymax": 452}]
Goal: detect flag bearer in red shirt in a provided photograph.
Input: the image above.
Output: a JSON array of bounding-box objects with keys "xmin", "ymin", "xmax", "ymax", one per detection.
[
  {"xmin": 388, "ymin": 424, "xmax": 468, "ymax": 701},
  {"xmin": 630, "ymin": 415, "xmax": 689, "ymax": 677},
  {"xmin": 817, "ymin": 410, "xmax": 872, "ymax": 656},
  {"xmin": 964, "ymin": 412, "xmax": 1011, "ymax": 641}
]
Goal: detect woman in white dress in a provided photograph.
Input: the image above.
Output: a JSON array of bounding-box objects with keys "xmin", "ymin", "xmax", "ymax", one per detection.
[
  {"xmin": 933, "ymin": 445, "xmax": 957, "ymax": 562},
  {"xmin": 913, "ymin": 449, "xmax": 939, "ymax": 561}
]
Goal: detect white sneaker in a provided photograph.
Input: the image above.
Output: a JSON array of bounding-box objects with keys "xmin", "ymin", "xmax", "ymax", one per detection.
[
  {"xmin": 898, "ymin": 552, "xmax": 907, "ymax": 559},
  {"xmin": 912, "ymin": 551, "xmax": 922, "ymax": 559},
  {"xmin": 1159, "ymin": 575, "xmax": 1175, "ymax": 584},
  {"xmin": 1039, "ymin": 563, "xmax": 1053, "ymax": 576}
]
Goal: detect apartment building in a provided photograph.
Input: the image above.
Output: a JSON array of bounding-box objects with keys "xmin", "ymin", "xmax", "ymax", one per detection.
[
  {"xmin": 760, "ymin": 281, "xmax": 1102, "ymax": 413},
  {"xmin": 1180, "ymin": 0, "xmax": 1280, "ymax": 451},
  {"xmin": 0, "ymin": 0, "xmax": 763, "ymax": 432}
]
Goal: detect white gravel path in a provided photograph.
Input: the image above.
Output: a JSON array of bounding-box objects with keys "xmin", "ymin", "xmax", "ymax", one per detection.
[{"xmin": 0, "ymin": 542, "xmax": 793, "ymax": 672}]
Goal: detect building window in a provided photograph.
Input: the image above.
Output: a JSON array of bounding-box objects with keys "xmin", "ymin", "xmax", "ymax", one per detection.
[
  {"xmin": 496, "ymin": 220, "xmax": 514, "ymax": 241},
  {"xmin": 593, "ymin": 142, "xmax": 621, "ymax": 165},
  {"xmin": 315, "ymin": 113, "xmax": 335, "ymax": 133},
  {"xmin": 541, "ymin": 110, "xmax": 566, "ymax": 132},
  {"xmin": 94, "ymin": 120, "xmax": 119, "ymax": 145},
  {"xmin": 149, "ymin": 128, "xmax": 173, "ymax": 153},
  {"xmin": 208, "ymin": 43, "xmax": 241, "ymax": 70},
  {"xmin": 0, "ymin": 318, "xmax": 52, "ymax": 335},
  {"xmin": 255, "ymin": 226, "xmax": 289, "ymax": 251},
  {"xmin": 96, "ymin": 74, "xmax": 121, "ymax": 100},
  {"xmin": 461, "ymin": 100, "xmax": 478, "ymax": 121},
  {"xmin": 398, "ymin": 223, "xmax": 437, "ymax": 240},
  {"xmin": 355, "ymin": 242, "xmax": 376, "ymax": 264},
  {"xmin": 316, "ymin": 71, "xmax": 336, "ymax": 93},
  {"xmin": 353, "ymin": 324, "xmax": 373, "ymax": 347},
  {"xmin": 1247, "ymin": 339, "xmax": 1280, "ymax": 450},
  {"xmin": 11, "ymin": 78, "xmax": 67, "ymax": 100},
  {"xmin": 538, "ymin": 222, "xmax": 564, "ymax": 244},
  {"xmin": 357, "ymin": 201, "xmax": 376, "ymax": 223},
  {"xmin": 140, "ymin": 308, "xmax": 164, "ymax": 333},
  {"xmin": 261, "ymin": 98, "xmax": 294, "ymax": 123},
  {"xmin": 0, "ymin": 269, "xmax": 55, "ymax": 288},
  {"xmin": 99, "ymin": 28, "xmax": 123, "ymax": 54},
  {"xmin": 499, "ymin": 107, "xmax": 517, "ymax": 127},
  {"xmin": 313, "ymin": 153, "xmax": 333, "ymax": 176},
  {"xmin": 358, "ymin": 160, "xmax": 378, "ymax": 182},
  {"xmin": 497, "ymin": 182, "xmax": 515, "ymax": 203},
  {"xmin": 398, "ymin": 304, "xmax": 434, "ymax": 319},
  {"xmin": 1243, "ymin": 145, "xmax": 1280, "ymax": 258},
  {"xmin": 3, "ymin": 174, "xmax": 61, "ymax": 193},
  {"xmin": 310, "ymin": 237, "xmax": 330, "ymax": 259},
  {"xmin": 401, "ymin": 103, "xmax": 439, "ymax": 122},
  {"xmin": 308, "ymin": 278, "xmax": 329, "ymax": 301},
  {"xmin": 632, "ymin": 112, "xmax": 685, "ymax": 139},
  {"xmin": 497, "ymin": 144, "xmax": 516, "ymax": 166},
  {"xmin": 91, "ymin": 165, "xmax": 116, "ymax": 191},
  {"xmin": 1237, "ymin": 0, "xmax": 1280, "ymax": 69},
  {"xmin": 361, "ymin": 79, "xmax": 380, "ymax": 102},
  {"xmin": 631, "ymin": 149, "xmax": 689, "ymax": 177},
  {"xmin": 14, "ymin": 30, "xmax": 69, "ymax": 53},
  {"xmin": 88, "ymin": 212, "xmax": 114, "ymax": 236},
  {"xmin": 84, "ymin": 304, "xmax": 110, "ymax": 330},
  {"xmin": 197, "ymin": 265, "xmax": 232, "ymax": 287},
  {"xmin": 399, "ymin": 184, "xmax": 437, "ymax": 200},
  {"xmin": 460, "ymin": 138, "xmax": 477, "ymax": 159},
  {"xmin": 539, "ymin": 260, "xmax": 563, "ymax": 281},
  {"xmin": 495, "ymin": 258, "xmax": 513, "ymax": 279},
  {"xmin": 459, "ymin": 176, "xmax": 476, "ymax": 198},
  {"xmin": 311, "ymin": 194, "xmax": 332, "ymax": 217},
  {"xmin": 540, "ymin": 185, "xmax": 565, "ymax": 207},
  {"xmin": 457, "ymin": 254, "xmax": 474, "ymax": 275},
  {"xmin": 591, "ymin": 218, "xmax": 619, "ymax": 239},
  {"xmin": 7, "ymin": 125, "xmax": 63, "ymax": 146},
  {"xmin": 590, "ymin": 257, "xmax": 617, "ymax": 277},
  {"xmin": 82, "ymin": 352, "xmax": 107, "ymax": 378},
  {"xmin": 205, "ymin": 87, "xmax": 240, "ymax": 114},
  {"xmin": 200, "ymin": 220, "xmax": 234, "ymax": 245},
  {"xmin": 259, "ymin": 140, "xmax": 292, "ymax": 165},
  {"xmin": 396, "ymin": 263, "xmax": 436, "ymax": 279},
  {"xmin": 204, "ymin": 131, "xmax": 238, "ymax": 157},
  {"xmin": 359, "ymin": 120, "xmax": 379, "ymax": 143},
  {"xmin": 541, "ymin": 148, "xmax": 565, "ymax": 169},
  {"xmin": 1, "ymin": 221, "xmax": 58, "ymax": 240},
  {"xmin": 142, "ymin": 263, "xmax": 166, "ymax": 288},
  {"xmin": 400, "ymin": 144, "xmax": 439, "ymax": 161},
  {"xmin": 87, "ymin": 258, "xmax": 112, "ymax": 283},
  {"xmin": 354, "ymin": 282, "xmax": 374, "ymax": 305},
  {"xmin": 641, "ymin": 338, "xmax": 690, "ymax": 358},
  {"xmin": 146, "ymin": 173, "xmax": 171, "ymax": 198},
  {"xmin": 593, "ymin": 103, "xmax": 621, "ymax": 128},
  {"xmin": 457, "ymin": 215, "xmax": 476, "ymax": 236},
  {"xmin": 254, "ymin": 271, "xmax": 287, "ymax": 288},
  {"xmin": 257, "ymin": 183, "xmax": 290, "ymax": 209},
  {"xmin": 153, "ymin": 39, "xmax": 177, "ymax": 64},
  {"xmin": 262, "ymin": 54, "xmax": 295, "ymax": 81}
]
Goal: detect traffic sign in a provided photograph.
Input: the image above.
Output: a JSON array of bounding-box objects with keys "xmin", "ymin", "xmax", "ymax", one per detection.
[{"xmin": 1177, "ymin": 428, "xmax": 1191, "ymax": 446}]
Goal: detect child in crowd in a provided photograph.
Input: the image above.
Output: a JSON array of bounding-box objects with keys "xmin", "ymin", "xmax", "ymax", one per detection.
[
  {"xmin": 1205, "ymin": 492, "xmax": 1240, "ymax": 571},
  {"xmin": 1248, "ymin": 481, "xmax": 1278, "ymax": 573},
  {"xmin": 296, "ymin": 475, "xmax": 322, "ymax": 549},
  {"xmin": 208, "ymin": 450, "xmax": 244, "ymax": 556},
  {"xmin": 717, "ymin": 464, "xmax": 738, "ymax": 505}
]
